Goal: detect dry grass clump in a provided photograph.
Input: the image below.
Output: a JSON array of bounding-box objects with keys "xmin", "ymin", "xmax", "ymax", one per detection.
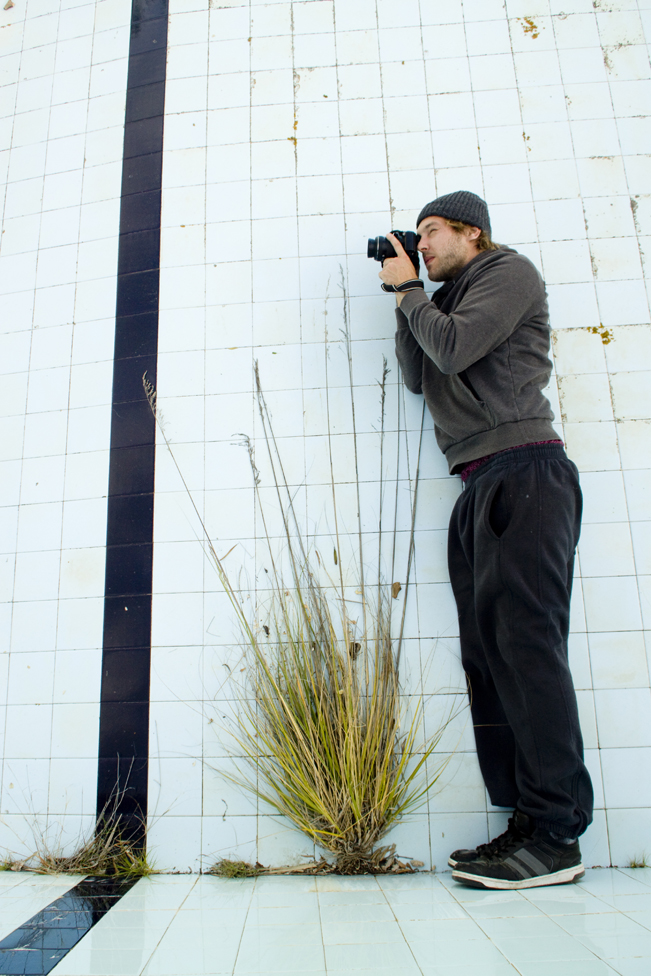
[
  {"xmin": 628, "ymin": 854, "xmax": 649, "ymax": 869},
  {"xmin": 222, "ymin": 548, "xmax": 445, "ymax": 875},
  {"xmin": 144, "ymin": 309, "xmax": 457, "ymax": 875},
  {"xmin": 1, "ymin": 800, "xmax": 155, "ymax": 877},
  {"xmin": 1, "ymin": 833, "xmax": 154, "ymax": 876},
  {"xmin": 28, "ymin": 824, "xmax": 155, "ymax": 877},
  {"xmin": 211, "ymin": 361, "xmax": 452, "ymax": 874}
]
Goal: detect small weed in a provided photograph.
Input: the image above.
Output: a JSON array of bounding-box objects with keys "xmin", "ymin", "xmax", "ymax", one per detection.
[
  {"xmin": 209, "ymin": 859, "xmax": 263, "ymax": 878},
  {"xmin": 628, "ymin": 854, "xmax": 649, "ymax": 869},
  {"xmin": 113, "ymin": 845, "xmax": 157, "ymax": 878}
]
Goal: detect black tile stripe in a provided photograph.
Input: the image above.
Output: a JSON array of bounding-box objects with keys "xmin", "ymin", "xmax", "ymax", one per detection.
[
  {"xmin": 97, "ymin": 0, "xmax": 169, "ymax": 838},
  {"xmin": 0, "ymin": 877, "xmax": 139, "ymax": 976}
]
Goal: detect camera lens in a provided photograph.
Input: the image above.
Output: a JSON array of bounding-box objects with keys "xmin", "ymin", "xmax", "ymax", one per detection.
[{"xmin": 367, "ymin": 238, "xmax": 378, "ymax": 259}]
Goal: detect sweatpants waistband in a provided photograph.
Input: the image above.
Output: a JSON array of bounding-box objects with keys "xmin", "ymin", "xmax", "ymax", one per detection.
[{"xmin": 462, "ymin": 443, "xmax": 569, "ymax": 489}]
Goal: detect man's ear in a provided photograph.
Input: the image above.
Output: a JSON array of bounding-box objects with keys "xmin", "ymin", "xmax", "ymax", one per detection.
[{"xmin": 465, "ymin": 225, "xmax": 481, "ymax": 242}]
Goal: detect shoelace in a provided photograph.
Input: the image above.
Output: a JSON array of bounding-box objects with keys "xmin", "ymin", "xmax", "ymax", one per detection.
[{"xmin": 473, "ymin": 817, "xmax": 526, "ymax": 859}]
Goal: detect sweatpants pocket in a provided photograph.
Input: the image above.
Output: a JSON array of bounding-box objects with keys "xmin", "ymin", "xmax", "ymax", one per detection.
[{"xmin": 486, "ymin": 480, "xmax": 510, "ymax": 539}]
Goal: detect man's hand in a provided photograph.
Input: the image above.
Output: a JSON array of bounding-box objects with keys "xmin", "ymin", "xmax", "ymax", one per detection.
[{"xmin": 378, "ymin": 232, "xmax": 421, "ymax": 305}]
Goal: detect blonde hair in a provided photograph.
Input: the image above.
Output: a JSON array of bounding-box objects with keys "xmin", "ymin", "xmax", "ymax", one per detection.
[{"xmin": 445, "ymin": 218, "xmax": 499, "ymax": 252}]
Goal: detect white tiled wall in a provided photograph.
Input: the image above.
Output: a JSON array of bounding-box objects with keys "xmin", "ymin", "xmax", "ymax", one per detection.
[
  {"xmin": 0, "ymin": 0, "xmax": 131, "ymax": 855},
  {"xmin": 2, "ymin": 0, "xmax": 651, "ymax": 872}
]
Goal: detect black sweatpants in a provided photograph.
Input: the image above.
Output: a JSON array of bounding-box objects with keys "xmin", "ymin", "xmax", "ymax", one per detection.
[{"xmin": 448, "ymin": 444, "xmax": 593, "ymax": 838}]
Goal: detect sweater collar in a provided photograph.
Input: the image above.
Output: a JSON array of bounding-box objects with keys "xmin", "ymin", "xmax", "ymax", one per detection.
[{"xmin": 431, "ymin": 247, "xmax": 512, "ymax": 303}]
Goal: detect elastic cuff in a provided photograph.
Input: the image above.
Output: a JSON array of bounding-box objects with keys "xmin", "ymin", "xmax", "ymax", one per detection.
[
  {"xmin": 398, "ymin": 287, "xmax": 431, "ymax": 314},
  {"xmin": 535, "ymin": 819, "xmax": 581, "ymax": 839}
]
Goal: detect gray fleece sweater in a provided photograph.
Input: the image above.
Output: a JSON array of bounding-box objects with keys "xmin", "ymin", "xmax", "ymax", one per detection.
[{"xmin": 395, "ymin": 247, "xmax": 560, "ymax": 474}]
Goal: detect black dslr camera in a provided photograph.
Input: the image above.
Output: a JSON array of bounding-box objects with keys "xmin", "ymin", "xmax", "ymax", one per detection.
[{"xmin": 367, "ymin": 230, "xmax": 421, "ymax": 276}]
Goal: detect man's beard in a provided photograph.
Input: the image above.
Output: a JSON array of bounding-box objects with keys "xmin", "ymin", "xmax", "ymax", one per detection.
[{"xmin": 426, "ymin": 235, "xmax": 471, "ymax": 282}]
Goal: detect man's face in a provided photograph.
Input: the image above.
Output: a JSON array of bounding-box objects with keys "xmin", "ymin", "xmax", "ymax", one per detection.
[{"xmin": 416, "ymin": 216, "xmax": 479, "ymax": 282}]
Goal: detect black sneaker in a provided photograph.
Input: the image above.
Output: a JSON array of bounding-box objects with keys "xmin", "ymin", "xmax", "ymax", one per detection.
[
  {"xmin": 451, "ymin": 816, "xmax": 584, "ymax": 890},
  {"xmin": 448, "ymin": 810, "xmax": 525, "ymax": 868}
]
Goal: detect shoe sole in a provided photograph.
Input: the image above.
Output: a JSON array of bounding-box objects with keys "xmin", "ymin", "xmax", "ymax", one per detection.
[{"xmin": 451, "ymin": 863, "xmax": 585, "ymax": 890}]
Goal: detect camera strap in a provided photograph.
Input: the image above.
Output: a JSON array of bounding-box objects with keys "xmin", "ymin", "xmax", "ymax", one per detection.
[{"xmin": 381, "ymin": 278, "xmax": 424, "ymax": 293}]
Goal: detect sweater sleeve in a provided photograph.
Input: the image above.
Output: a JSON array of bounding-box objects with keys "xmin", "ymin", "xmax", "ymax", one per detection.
[
  {"xmin": 397, "ymin": 256, "xmax": 544, "ymax": 375},
  {"xmin": 395, "ymin": 300, "xmax": 425, "ymax": 394}
]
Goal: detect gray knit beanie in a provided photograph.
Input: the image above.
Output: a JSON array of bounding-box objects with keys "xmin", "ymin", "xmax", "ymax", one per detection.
[{"xmin": 417, "ymin": 191, "xmax": 491, "ymax": 235}]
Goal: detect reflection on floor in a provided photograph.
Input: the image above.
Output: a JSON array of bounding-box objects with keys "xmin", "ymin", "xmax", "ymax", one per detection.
[
  {"xmin": 0, "ymin": 875, "xmax": 139, "ymax": 975},
  {"xmin": 1, "ymin": 867, "xmax": 651, "ymax": 976}
]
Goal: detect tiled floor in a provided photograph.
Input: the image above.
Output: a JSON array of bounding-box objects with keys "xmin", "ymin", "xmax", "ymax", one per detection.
[{"xmin": 3, "ymin": 867, "xmax": 651, "ymax": 976}]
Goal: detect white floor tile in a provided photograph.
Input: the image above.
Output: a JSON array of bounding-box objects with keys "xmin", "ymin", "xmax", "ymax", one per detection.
[
  {"xmin": 512, "ymin": 962, "xmax": 617, "ymax": 976},
  {"xmin": 234, "ymin": 941, "xmax": 326, "ymax": 973},
  {"xmin": 318, "ymin": 902, "xmax": 394, "ymax": 923},
  {"xmin": 492, "ymin": 933, "xmax": 597, "ymax": 965},
  {"xmin": 238, "ymin": 922, "xmax": 322, "ymax": 948},
  {"xmin": 324, "ymin": 941, "xmax": 419, "ymax": 972},
  {"xmin": 52, "ymin": 948, "xmax": 152, "ymax": 976},
  {"xmin": 321, "ymin": 918, "xmax": 405, "ymax": 945}
]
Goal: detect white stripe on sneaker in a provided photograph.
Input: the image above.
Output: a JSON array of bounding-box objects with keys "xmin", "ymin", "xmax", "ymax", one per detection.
[{"xmin": 451, "ymin": 863, "xmax": 585, "ymax": 890}]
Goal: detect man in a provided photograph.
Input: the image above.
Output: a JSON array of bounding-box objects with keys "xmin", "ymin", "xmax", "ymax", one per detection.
[{"xmin": 380, "ymin": 190, "xmax": 593, "ymax": 890}]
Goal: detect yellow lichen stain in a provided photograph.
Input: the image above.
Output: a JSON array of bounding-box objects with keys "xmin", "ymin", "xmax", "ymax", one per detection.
[
  {"xmin": 587, "ymin": 325, "xmax": 615, "ymax": 345},
  {"xmin": 522, "ymin": 132, "xmax": 531, "ymax": 152},
  {"xmin": 518, "ymin": 17, "xmax": 541, "ymax": 39}
]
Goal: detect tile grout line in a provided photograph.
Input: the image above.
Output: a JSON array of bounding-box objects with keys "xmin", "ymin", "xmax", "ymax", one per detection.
[
  {"xmin": 376, "ymin": 875, "xmax": 426, "ymax": 975},
  {"xmin": 315, "ymin": 874, "xmax": 328, "ymax": 974},
  {"xmin": 228, "ymin": 875, "xmax": 257, "ymax": 976},
  {"xmin": 138, "ymin": 876, "xmax": 201, "ymax": 976}
]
